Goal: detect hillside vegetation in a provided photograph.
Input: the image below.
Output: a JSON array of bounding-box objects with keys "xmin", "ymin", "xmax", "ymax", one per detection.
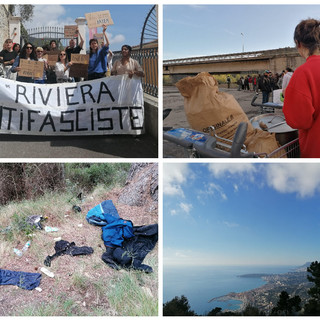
[{"xmin": 0, "ymin": 163, "xmax": 158, "ymax": 316}]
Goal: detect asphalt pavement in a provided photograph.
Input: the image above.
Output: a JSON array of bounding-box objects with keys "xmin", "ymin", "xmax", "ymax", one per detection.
[{"xmin": 0, "ymin": 134, "xmax": 158, "ymax": 158}]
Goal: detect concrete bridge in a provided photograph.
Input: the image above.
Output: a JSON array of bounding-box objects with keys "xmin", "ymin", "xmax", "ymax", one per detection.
[{"xmin": 163, "ymin": 47, "xmax": 305, "ymax": 83}]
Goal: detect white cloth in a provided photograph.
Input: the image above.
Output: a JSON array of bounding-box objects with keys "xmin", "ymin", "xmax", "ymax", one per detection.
[{"xmin": 55, "ymin": 61, "xmax": 70, "ymax": 82}]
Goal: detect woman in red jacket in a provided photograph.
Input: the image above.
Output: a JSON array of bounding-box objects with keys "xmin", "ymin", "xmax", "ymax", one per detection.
[{"xmin": 283, "ymin": 19, "xmax": 320, "ymax": 158}]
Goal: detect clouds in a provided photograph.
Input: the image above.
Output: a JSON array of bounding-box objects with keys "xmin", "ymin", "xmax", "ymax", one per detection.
[
  {"xmin": 266, "ymin": 164, "xmax": 320, "ymax": 198},
  {"xmin": 163, "ymin": 163, "xmax": 190, "ymax": 197},
  {"xmin": 207, "ymin": 163, "xmax": 256, "ymax": 178}
]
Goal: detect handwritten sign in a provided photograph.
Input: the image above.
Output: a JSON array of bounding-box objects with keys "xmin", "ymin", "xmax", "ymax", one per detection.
[
  {"xmin": 69, "ymin": 64, "xmax": 88, "ymax": 79},
  {"xmin": 85, "ymin": 10, "xmax": 114, "ymax": 29},
  {"xmin": 19, "ymin": 59, "xmax": 44, "ymax": 78},
  {"xmin": 93, "ymin": 33, "xmax": 104, "ymax": 44},
  {"xmin": 71, "ymin": 54, "xmax": 89, "ymax": 64},
  {"xmin": 45, "ymin": 51, "xmax": 59, "ymax": 67},
  {"xmin": 64, "ymin": 25, "xmax": 78, "ymax": 39}
]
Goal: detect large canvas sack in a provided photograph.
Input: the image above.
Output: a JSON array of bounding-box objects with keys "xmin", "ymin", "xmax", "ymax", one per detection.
[{"xmin": 176, "ymin": 72, "xmax": 281, "ymax": 155}]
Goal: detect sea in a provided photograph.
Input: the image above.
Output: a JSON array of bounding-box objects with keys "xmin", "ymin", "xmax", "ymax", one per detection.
[{"xmin": 163, "ymin": 265, "xmax": 296, "ymax": 316}]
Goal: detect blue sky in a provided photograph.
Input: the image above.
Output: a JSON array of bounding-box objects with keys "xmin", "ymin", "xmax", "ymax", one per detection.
[
  {"xmin": 163, "ymin": 163, "xmax": 320, "ymax": 267},
  {"xmin": 164, "ymin": 4, "xmax": 320, "ymax": 60},
  {"xmin": 23, "ymin": 5, "xmax": 154, "ymax": 51}
]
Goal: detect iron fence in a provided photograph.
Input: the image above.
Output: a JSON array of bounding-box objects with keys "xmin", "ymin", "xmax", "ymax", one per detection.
[{"xmin": 113, "ymin": 48, "xmax": 158, "ymax": 98}]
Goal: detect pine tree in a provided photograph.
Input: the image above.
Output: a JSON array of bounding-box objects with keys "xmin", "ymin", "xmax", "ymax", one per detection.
[
  {"xmin": 304, "ymin": 261, "xmax": 320, "ymax": 315},
  {"xmin": 163, "ymin": 295, "xmax": 196, "ymax": 316}
]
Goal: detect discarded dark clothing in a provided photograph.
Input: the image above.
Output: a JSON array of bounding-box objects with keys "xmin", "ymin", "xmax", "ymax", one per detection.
[
  {"xmin": 0, "ymin": 268, "xmax": 41, "ymax": 290},
  {"xmin": 44, "ymin": 240, "xmax": 94, "ymax": 267},
  {"xmin": 101, "ymin": 224, "xmax": 158, "ymax": 273},
  {"xmin": 87, "ymin": 200, "xmax": 158, "ymax": 272}
]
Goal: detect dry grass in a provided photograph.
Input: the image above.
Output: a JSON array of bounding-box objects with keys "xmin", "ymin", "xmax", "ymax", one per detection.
[{"xmin": 0, "ymin": 186, "xmax": 158, "ymax": 316}]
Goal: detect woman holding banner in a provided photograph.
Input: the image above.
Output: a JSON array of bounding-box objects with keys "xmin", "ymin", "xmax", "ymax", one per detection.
[
  {"xmin": 88, "ymin": 24, "xmax": 110, "ymax": 80},
  {"xmin": 11, "ymin": 42, "xmax": 37, "ymax": 83},
  {"xmin": 111, "ymin": 45, "xmax": 144, "ymax": 79}
]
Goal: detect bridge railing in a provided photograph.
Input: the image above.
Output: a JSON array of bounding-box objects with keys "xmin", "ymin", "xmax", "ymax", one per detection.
[{"xmin": 113, "ymin": 47, "xmax": 158, "ymax": 98}]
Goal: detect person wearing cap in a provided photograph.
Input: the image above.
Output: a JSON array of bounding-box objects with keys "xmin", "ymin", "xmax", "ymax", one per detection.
[
  {"xmin": 34, "ymin": 47, "xmax": 48, "ymax": 84},
  {"xmin": 258, "ymin": 70, "xmax": 272, "ymax": 103}
]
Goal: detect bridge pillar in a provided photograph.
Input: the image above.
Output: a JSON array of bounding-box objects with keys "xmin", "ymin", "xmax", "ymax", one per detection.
[
  {"xmin": 9, "ymin": 16, "xmax": 21, "ymax": 44},
  {"xmin": 75, "ymin": 17, "xmax": 86, "ymax": 54}
]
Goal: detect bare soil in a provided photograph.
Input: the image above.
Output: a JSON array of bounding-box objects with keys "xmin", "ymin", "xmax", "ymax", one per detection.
[{"xmin": 0, "ymin": 188, "xmax": 158, "ymax": 316}]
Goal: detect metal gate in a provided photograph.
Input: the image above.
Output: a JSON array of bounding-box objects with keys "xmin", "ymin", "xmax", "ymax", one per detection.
[{"xmin": 25, "ymin": 26, "xmax": 73, "ymax": 49}]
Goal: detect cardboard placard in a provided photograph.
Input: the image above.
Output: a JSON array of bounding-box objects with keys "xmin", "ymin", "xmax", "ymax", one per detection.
[
  {"xmin": 64, "ymin": 25, "xmax": 78, "ymax": 39},
  {"xmin": 69, "ymin": 63, "xmax": 88, "ymax": 79},
  {"xmin": 71, "ymin": 54, "xmax": 89, "ymax": 65},
  {"xmin": 85, "ymin": 10, "xmax": 114, "ymax": 29},
  {"xmin": 45, "ymin": 51, "xmax": 59, "ymax": 67},
  {"xmin": 93, "ymin": 33, "xmax": 104, "ymax": 44},
  {"xmin": 19, "ymin": 59, "xmax": 44, "ymax": 78}
]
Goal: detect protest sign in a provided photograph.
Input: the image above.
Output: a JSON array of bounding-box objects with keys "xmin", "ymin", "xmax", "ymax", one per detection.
[
  {"xmin": 71, "ymin": 54, "xmax": 89, "ymax": 64},
  {"xmin": 46, "ymin": 51, "xmax": 60, "ymax": 67},
  {"xmin": 85, "ymin": 10, "xmax": 114, "ymax": 29},
  {"xmin": 19, "ymin": 59, "xmax": 44, "ymax": 78},
  {"xmin": 93, "ymin": 33, "xmax": 104, "ymax": 44},
  {"xmin": 0, "ymin": 76, "xmax": 144, "ymax": 136},
  {"xmin": 64, "ymin": 25, "xmax": 78, "ymax": 38},
  {"xmin": 69, "ymin": 64, "xmax": 88, "ymax": 79}
]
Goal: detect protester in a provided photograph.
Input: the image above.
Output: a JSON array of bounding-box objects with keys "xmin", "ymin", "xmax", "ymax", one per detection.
[
  {"xmin": 55, "ymin": 50, "xmax": 73, "ymax": 83},
  {"xmin": 111, "ymin": 44, "xmax": 144, "ymax": 78},
  {"xmin": 88, "ymin": 24, "xmax": 110, "ymax": 80},
  {"xmin": 0, "ymin": 39, "xmax": 18, "ymax": 80},
  {"xmin": 252, "ymin": 75, "xmax": 257, "ymax": 92},
  {"xmin": 11, "ymin": 42, "xmax": 37, "ymax": 83},
  {"xmin": 46, "ymin": 40, "xmax": 59, "ymax": 84},
  {"xmin": 65, "ymin": 28, "xmax": 84, "ymax": 62},
  {"xmin": 281, "ymin": 67, "xmax": 294, "ymax": 96},
  {"xmin": 34, "ymin": 47, "xmax": 48, "ymax": 84},
  {"xmin": 13, "ymin": 43, "xmax": 20, "ymax": 54},
  {"xmin": 283, "ymin": 18, "xmax": 320, "ymax": 158}
]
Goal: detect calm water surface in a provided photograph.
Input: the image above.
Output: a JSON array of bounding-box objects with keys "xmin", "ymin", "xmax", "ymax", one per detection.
[{"xmin": 163, "ymin": 265, "xmax": 295, "ymax": 315}]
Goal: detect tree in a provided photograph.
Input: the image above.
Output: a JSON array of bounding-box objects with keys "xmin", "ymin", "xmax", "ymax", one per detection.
[
  {"xmin": 8, "ymin": 5, "xmax": 34, "ymax": 23},
  {"xmin": 163, "ymin": 295, "xmax": 196, "ymax": 316},
  {"xmin": 304, "ymin": 261, "xmax": 320, "ymax": 315},
  {"xmin": 271, "ymin": 291, "xmax": 301, "ymax": 316},
  {"xmin": 207, "ymin": 307, "xmax": 222, "ymax": 316}
]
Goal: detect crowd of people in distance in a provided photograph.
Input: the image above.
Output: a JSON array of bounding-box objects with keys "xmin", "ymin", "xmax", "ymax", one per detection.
[{"xmin": 0, "ymin": 25, "xmax": 144, "ymax": 84}]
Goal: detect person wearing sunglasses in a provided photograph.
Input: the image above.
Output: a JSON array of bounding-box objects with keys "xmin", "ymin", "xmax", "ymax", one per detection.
[
  {"xmin": 55, "ymin": 50, "xmax": 73, "ymax": 83},
  {"xmin": 11, "ymin": 42, "xmax": 37, "ymax": 83},
  {"xmin": 0, "ymin": 39, "xmax": 18, "ymax": 80},
  {"xmin": 34, "ymin": 47, "xmax": 48, "ymax": 84}
]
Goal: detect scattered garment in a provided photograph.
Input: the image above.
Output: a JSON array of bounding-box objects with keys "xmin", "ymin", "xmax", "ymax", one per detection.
[
  {"xmin": 87, "ymin": 200, "xmax": 158, "ymax": 273},
  {"xmin": 44, "ymin": 240, "xmax": 94, "ymax": 267},
  {"xmin": 26, "ymin": 215, "xmax": 45, "ymax": 230},
  {"xmin": 102, "ymin": 224, "xmax": 158, "ymax": 273},
  {"xmin": 0, "ymin": 269, "xmax": 41, "ymax": 290}
]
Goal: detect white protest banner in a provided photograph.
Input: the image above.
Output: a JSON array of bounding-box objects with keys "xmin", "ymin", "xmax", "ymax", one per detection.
[
  {"xmin": 85, "ymin": 10, "xmax": 114, "ymax": 29},
  {"xmin": 0, "ymin": 76, "xmax": 144, "ymax": 135}
]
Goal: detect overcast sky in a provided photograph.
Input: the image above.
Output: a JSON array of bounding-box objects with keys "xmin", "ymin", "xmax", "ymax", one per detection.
[
  {"xmin": 164, "ymin": 4, "xmax": 320, "ymax": 60},
  {"xmin": 164, "ymin": 163, "xmax": 320, "ymax": 267},
  {"xmin": 22, "ymin": 5, "xmax": 153, "ymax": 51}
]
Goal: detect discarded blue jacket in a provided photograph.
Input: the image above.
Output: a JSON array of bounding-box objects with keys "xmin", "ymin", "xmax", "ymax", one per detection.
[
  {"xmin": 86, "ymin": 200, "xmax": 120, "ymax": 226},
  {"xmin": 86, "ymin": 200, "xmax": 134, "ymax": 247},
  {"xmin": 0, "ymin": 269, "xmax": 41, "ymax": 290}
]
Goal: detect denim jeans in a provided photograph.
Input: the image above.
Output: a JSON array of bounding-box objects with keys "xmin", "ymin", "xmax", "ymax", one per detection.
[{"xmin": 262, "ymin": 91, "xmax": 270, "ymax": 103}]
